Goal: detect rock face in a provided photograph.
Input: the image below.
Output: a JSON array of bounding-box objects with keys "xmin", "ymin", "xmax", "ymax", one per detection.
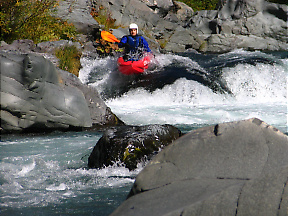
[
  {"xmin": 55, "ymin": 0, "xmax": 99, "ymax": 39},
  {"xmin": 185, "ymin": 0, "xmax": 288, "ymax": 53},
  {"xmin": 111, "ymin": 118, "xmax": 288, "ymax": 216},
  {"xmin": 91, "ymin": 0, "xmax": 287, "ymax": 53},
  {"xmin": 0, "ymin": 51, "xmax": 123, "ymax": 133},
  {"xmin": 88, "ymin": 124, "xmax": 181, "ymax": 170}
]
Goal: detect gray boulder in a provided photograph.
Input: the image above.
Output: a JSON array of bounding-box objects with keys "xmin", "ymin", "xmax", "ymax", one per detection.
[
  {"xmin": 54, "ymin": 0, "xmax": 99, "ymax": 38},
  {"xmin": 0, "ymin": 52, "xmax": 91, "ymax": 132},
  {"xmin": 0, "ymin": 51, "xmax": 123, "ymax": 133},
  {"xmin": 184, "ymin": 0, "xmax": 288, "ymax": 52},
  {"xmin": 111, "ymin": 118, "xmax": 288, "ymax": 216}
]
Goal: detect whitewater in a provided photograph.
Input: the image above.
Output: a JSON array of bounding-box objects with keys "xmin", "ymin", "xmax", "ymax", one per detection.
[
  {"xmin": 80, "ymin": 50, "xmax": 287, "ymax": 133},
  {"xmin": 1, "ymin": 50, "xmax": 287, "ymax": 215}
]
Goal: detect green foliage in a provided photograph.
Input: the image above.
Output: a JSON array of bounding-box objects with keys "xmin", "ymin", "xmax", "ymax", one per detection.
[
  {"xmin": 267, "ymin": 0, "xmax": 287, "ymax": 4},
  {"xmin": 55, "ymin": 45, "xmax": 81, "ymax": 77},
  {"xmin": 0, "ymin": 0, "xmax": 77, "ymax": 43},
  {"xmin": 90, "ymin": 6, "xmax": 118, "ymax": 30},
  {"xmin": 177, "ymin": 0, "xmax": 287, "ymax": 11},
  {"xmin": 95, "ymin": 37, "xmax": 123, "ymax": 56},
  {"xmin": 177, "ymin": 0, "xmax": 219, "ymax": 11}
]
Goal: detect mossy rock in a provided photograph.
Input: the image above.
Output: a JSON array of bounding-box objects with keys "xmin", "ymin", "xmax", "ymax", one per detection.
[{"xmin": 88, "ymin": 124, "xmax": 182, "ymax": 170}]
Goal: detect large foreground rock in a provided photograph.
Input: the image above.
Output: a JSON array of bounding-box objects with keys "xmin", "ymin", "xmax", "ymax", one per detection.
[
  {"xmin": 88, "ymin": 124, "xmax": 181, "ymax": 170},
  {"xmin": 0, "ymin": 51, "xmax": 123, "ymax": 133},
  {"xmin": 111, "ymin": 118, "xmax": 288, "ymax": 216}
]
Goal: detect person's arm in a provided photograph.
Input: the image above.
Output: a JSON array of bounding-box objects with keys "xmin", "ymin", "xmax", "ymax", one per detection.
[
  {"xmin": 141, "ymin": 37, "xmax": 151, "ymax": 52},
  {"xmin": 118, "ymin": 36, "xmax": 128, "ymax": 48}
]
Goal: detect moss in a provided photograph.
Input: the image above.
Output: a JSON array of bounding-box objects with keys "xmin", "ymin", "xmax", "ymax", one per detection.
[
  {"xmin": 123, "ymin": 147, "xmax": 145, "ymax": 170},
  {"xmin": 199, "ymin": 41, "xmax": 207, "ymax": 52},
  {"xmin": 159, "ymin": 39, "xmax": 169, "ymax": 49}
]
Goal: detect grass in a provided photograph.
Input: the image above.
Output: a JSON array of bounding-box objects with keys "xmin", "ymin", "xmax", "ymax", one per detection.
[{"xmin": 55, "ymin": 45, "xmax": 82, "ymax": 77}]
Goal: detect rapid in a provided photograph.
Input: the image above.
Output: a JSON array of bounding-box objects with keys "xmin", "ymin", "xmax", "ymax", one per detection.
[{"xmin": 1, "ymin": 50, "xmax": 287, "ymax": 215}]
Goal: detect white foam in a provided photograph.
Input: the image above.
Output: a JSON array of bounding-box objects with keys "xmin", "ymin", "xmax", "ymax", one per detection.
[
  {"xmin": 107, "ymin": 52, "xmax": 286, "ymax": 127},
  {"xmin": 18, "ymin": 161, "xmax": 36, "ymax": 176},
  {"xmin": 79, "ymin": 56, "xmax": 117, "ymax": 84},
  {"xmin": 46, "ymin": 183, "xmax": 67, "ymax": 191},
  {"xmin": 222, "ymin": 62, "xmax": 287, "ymax": 104}
]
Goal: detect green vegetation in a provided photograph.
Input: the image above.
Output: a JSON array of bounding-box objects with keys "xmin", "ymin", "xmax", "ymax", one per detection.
[
  {"xmin": 0, "ymin": 0, "xmax": 77, "ymax": 44},
  {"xmin": 90, "ymin": 6, "xmax": 124, "ymax": 56},
  {"xmin": 268, "ymin": 0, "xmax": 287, "ymax": 4},
  {"xmin": 55, "ymin": 45, "xmax": 81, "ymax": 77},
  {"xmin": 123, "ymin": 147, "xmax": 147, "ymax": 170},
  {"xmin": 90, "ymin": 6, "xmax": 118, "ymax": 30},
  {"xmin": 177, "ymin": 0, "xmax": 219, "ymax": 11},
  {"xmin": 177, "ymin": 0, "xmax": 287, "ymax": 11}
]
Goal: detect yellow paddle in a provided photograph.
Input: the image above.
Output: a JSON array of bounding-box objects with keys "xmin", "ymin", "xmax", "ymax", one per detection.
[{"xmin": 101, "ymin": 31, "xmax": 120, "ymax": 43}]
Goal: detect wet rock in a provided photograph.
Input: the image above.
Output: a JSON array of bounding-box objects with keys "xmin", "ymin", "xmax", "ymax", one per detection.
[
  {"xmin": 111, "ymin": 118, "xmax": 288, "ymax": 216},
  {"xmin": 88, "ymin": 124, "xmax": 181, "ymax": 170}
]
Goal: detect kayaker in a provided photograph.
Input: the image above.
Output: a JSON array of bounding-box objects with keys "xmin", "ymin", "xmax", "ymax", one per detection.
[{"xmin": 118, "ymin": 23, "xmax": 151, "ymax": 61}]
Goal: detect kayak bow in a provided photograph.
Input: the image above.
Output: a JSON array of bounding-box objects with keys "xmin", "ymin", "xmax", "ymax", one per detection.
[{"xmin": 117, "ymin": 55, "xmax": 151, "ymax": 75}]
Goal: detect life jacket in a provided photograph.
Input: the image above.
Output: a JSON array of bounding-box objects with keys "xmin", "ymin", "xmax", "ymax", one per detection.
[{"xmin": 124, "ymin": 35, "xmax": 143, "ymax": 61}]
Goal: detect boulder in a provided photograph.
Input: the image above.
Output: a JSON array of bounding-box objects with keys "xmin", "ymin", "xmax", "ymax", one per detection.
[
  {"xmin": 88, "ymin": 124, "xmax": 181, "ymax": 170},
  {"xmin": 217, "ymin": 0, "xmax": 265, "ymax": 19},
  {"xmin": 55, "ymin": 0, "xmax": 99, "ymax": 39},
  {"xmin": 184, "ymin": 0, "xmax": 288, "ymax": 52},
  {"xmin": 165, "ymin": 26, "xmax": 203, "ymax": 52},
  {"xmin": 57, "ymin": 68, "xmax": 125, "ymax": 127},
  {"xmin": 201, "ymin": 34, "xmax": 288, "ymax": 53},
  {"xmin": 174, "ymin": 1, "xmax": 194, "ymax": 23},
  {"xmin": 0, "ymin": 52, "xmax": 91, "ymax": 132},
  {"xmin": 111, "ymin": 118, "xmax": 288, "ymax": 216},
  {"xmin": 0, "ymin": 51, "xmax": 123, "ymax": 133}
]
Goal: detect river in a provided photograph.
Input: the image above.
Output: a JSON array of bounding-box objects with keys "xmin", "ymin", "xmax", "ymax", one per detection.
[{"xmin": 1, "ymin": 49, "xmax": 287, "ymax": 215}]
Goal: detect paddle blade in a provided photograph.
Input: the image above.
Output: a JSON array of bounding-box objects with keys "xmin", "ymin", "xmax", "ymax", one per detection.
[{"xmin": 101, "ymin": 31, "xmax": 120, "ymax": 43}]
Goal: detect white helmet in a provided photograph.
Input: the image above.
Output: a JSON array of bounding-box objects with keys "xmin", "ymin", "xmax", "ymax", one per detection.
[{"xmin": 129, "ymin": 23, "xmax": 138, "ymax": 33}]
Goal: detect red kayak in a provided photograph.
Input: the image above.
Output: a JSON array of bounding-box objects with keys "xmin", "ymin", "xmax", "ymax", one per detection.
[{"xmin": 117, "ymin": 55, "xmax": 151, "ymax": 75}]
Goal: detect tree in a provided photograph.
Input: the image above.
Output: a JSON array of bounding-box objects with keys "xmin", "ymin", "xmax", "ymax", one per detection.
[{"xmin": 0, "ymin": 0, "xmax": 77, "ymax": 43}]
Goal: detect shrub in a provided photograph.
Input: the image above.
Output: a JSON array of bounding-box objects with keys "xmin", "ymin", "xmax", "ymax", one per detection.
[
  {"xmin": 177, "ymin": 0, "xmax": 287, "ymax": 11},
  {"xmin": 269, "ymin": 0, "xmax": 287, "ymax": 4},
  {"xmin": 55, "ymin": 45, "xmax": 81, "ymax": 77},
  {"xmin": 90, "ymin": 6, "xmax": 118, "ymax": 30},
  {"xmin": 0, "ymin": 0, "xmax": 77, "ymax": 43},
  {"xmin": 177, "ymin": 0, "xmax": 219, "ymax": 11}
]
